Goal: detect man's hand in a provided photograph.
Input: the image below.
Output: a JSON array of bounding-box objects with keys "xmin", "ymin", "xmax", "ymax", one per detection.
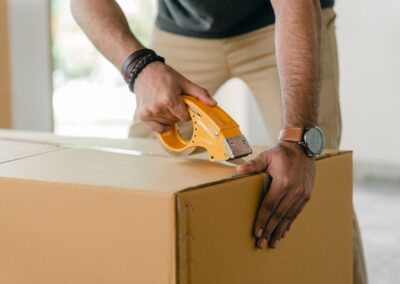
[
  {"xmin": 134, "ymin": 62, "xmax": 217, "ymax": 133},
  {"xmin": 71, "ymin": 0, "xmax": 217, "ymax": 129},
  {"xmin": 237, "ymin": 141, "xmax": 315, "ymax": 249}
]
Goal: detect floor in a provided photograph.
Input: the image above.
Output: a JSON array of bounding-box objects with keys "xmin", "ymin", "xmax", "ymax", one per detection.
[{"xmin": 354, "ymin": 180, "xmax": 400, "ymax": 284}]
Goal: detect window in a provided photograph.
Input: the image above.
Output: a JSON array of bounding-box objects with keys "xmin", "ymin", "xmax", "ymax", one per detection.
[{"xmin": 51, "ymin": 0, "xmax": 156, "ymax": 138}]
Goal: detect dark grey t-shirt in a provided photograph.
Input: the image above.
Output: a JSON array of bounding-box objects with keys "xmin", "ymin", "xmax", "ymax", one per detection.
[{"xmin": 156, "ymin": 0, "xmax": 334, "ymax": 38}]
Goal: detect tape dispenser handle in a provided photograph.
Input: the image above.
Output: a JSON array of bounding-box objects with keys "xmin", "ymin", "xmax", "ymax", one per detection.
[{"xmin": 158, "ymin": 95, "xmax": 202, "ymax": 155}]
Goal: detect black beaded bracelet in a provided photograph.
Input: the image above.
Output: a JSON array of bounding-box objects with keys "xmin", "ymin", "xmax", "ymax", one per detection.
[{"xmin": 128, "ymin": 54, "xmax": 165, "ymax": 93}]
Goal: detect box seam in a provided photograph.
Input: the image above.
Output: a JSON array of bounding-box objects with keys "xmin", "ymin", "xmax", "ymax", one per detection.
[
  {"xmin": 176, "ymin": 194, "xmax": 190, "ymax": 284},
  {"xmin": 0, "ymin": 146, "xmax": 64, "ymax": 165}
]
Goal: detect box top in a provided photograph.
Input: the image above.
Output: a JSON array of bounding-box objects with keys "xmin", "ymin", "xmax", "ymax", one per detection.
[
  {"xmin": 0, "ymin": 146, "xmax": 244, "ymax": 193},
  {"xmin": 0, "ymin": 139, "xmax": 59, "ymax": 163},
  {"xmin": 0, "ymin": 129, "xmax": 168, "ymax": 155},
  {"xmin": 0, "ymin": 131, "xmax": 347, "ymax": 194}
]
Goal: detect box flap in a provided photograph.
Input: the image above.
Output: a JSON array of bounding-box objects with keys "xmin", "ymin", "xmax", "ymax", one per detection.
[
  {"xmin": 0, "ymin": 129, "xmax": 271, "ymax": 160},
  {"xmin": 0, "ymin": 147, "xmax": 245, "ymax": 193},
  {"xmin": 0, "ymin": 129, "xmax": 168, "ymax": 155},
  {"xmin": 0, "ymin": 139, "xmax": 60, "ymax": 163},
  {"xmin": 0, "ymin": 129, "xmax": 346, "ymax": 161},
  {"xmin": 0, "ymin": 131, "xmax": 349, "ymax": 193}
]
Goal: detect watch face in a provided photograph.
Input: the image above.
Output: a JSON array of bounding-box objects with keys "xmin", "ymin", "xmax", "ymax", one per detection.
[{"xmin": 304, "ymin": 127, "xmax": 325, "ymax": 155}]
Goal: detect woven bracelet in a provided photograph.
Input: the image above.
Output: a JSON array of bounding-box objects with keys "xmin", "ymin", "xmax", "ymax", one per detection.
[
  {"xmin": 121, "ymin": 48, "xmax": 155, "ymax": 82},
  {"xmin": 128, "ymin": 54, "xmax": 165, "ymax": 93}
]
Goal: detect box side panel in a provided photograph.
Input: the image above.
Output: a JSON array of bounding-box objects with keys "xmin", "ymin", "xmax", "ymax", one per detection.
[
  {"xmin": 0, "ymin": 178, "xmax": 176, "ymax": 284},
  {"xmin": 177, "ymin": 153, "xmax": 353, "ymax": 284}
]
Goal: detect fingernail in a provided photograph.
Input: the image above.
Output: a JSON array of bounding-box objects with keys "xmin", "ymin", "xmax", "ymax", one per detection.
[
  {"xmin": 259, "ymin": 238, "xmax": 268, "ymax": 249},
  {"xmin": 272, "ymin": 239, "xmax": 280, "ymax": 249},
  {"xmin": 256, "ymin": 228, "xmax": 263, "ymax": 238},
  {"xmin": 283, "ymin": 230, "xmax": 288, "ymax": 239}
]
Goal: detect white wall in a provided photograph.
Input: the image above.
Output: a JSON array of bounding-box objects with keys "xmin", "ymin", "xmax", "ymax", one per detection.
[
  {"xmin": 8, "ymin": 0, "xmax": 53, "ymax": 131},
  {"xmin": 6, "ymin": 0, "xmax": 399, "ymax": 169},
  {"xmin": 226, "ymin": 1, "xmax": 400, "ymax": 170},
  {"xmin": 336, "ymin": 0, "xmax": 400, "ymax": 167}
]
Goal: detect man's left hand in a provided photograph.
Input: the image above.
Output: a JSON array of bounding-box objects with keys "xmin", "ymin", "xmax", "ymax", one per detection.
[{"xmin": 236, "ymin": 141, "xmax": 315, "ymax": 249}]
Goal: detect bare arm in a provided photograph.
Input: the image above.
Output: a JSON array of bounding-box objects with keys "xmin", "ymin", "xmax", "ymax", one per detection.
[
  {"xmin": 272, "ymin": 0, "xmax": 322, "ymax": 128},
  {"xmin": 237, "ymin": 0, "xmax": 322, "ymax": 249},
  {"xmin": 71, "ymin": 0, "xmax": 216, "ymax": 133},
  {"xmin": 71, "ymin": 0, "xmax": 142, "ymax": 68}
]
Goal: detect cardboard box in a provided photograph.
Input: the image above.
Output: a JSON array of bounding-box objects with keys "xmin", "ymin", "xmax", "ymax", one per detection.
[
  {"xmin": 0, "ymin": 139, "xmax": 59, "ymax": 163},
  {"xmin": 0, "ymin": 131, "xmax": 353, "ymax": 284}
]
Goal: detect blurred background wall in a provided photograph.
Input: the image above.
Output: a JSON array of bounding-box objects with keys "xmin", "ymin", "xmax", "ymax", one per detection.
[
  {"xmin": 4, "ymin": 0, "xmax": 400, "ymax": 176},
  {"xmin": 7, "ymin": 0, "xmax": 53, "ymax": 131},
  {"xmin": 0, "ymin": 0, "xmax": 12, "ymax": 128},
  {"xmin": 336, "ymin": 0, "xmax": 400, "ymax": 180}
]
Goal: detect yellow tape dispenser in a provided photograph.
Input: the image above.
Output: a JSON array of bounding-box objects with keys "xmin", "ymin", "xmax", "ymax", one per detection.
[{"xmin": 158, "ymin": 95, "xmax": 252, "ymax": 161}]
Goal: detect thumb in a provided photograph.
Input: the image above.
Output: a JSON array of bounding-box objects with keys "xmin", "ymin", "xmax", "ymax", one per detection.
[
  {"xmin": 182, "ymin": 80, "xmax": 217, "ymax": 106},
  {"xmin": 236, "ymin": 152, "xmax": 270, "ymax": 173}
]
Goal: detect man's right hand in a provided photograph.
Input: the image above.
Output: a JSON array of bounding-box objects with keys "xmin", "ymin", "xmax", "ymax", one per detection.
[{"xmin": 134, "ymin": 62, "xmax": 217, "ymax": 133}]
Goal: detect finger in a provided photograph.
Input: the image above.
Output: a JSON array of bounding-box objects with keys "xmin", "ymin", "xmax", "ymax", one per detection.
[
  {"xmin": 145, "ymin": 120, "xmax": 171, "ymax": 134},
  {"xmin": 269, "ymin": 196, "xmax": 305, "ymax": 247},
  {"xmin": 285, "ymin": 199, "xmax": 308, "ymax": 233},
  {"xmin": 157, "ymin": 112, "xmax": 180, "ymax": 125},
  {"xmin": 146, "ymin": 114, "xmax": 178, "ymax": 126},
  {"xmin": 261, "ymin": 192, "xmax": 301, "ymax": 249},
  {"xmin": 236, "ymin": 152, "xmax": 270, "ymax": 173},
  {"xmin": 169, "ymin": 97, "xmax": 191, "ymax": 122},
  {"xmin": 182, "ymin": 80, "xmax": 217, "ymax": 106},
  {"xmin": 253, "ymin": 181, "xmax": 286, "ymax": 248},
  {"xmin": 139, "ymin": 105, "xmax": 178, "ymax": 125},
  {"xmin": 147, "ymin": 105, "xmax": 180, "ymax": 124}
]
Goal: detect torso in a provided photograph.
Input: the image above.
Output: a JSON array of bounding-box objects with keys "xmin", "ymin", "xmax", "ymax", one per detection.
[{"xmin": 156, "ymin": 0, "xmax": 335, "ymax": 38}]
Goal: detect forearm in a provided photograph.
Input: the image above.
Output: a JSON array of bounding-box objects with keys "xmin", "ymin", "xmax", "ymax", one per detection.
[
  {"xmin": 71, "ymin": 0, "xmax": 143, "ymax": 69},
  {"xmin": 271, "ymin": 0, "xmax": 322, "ymax": 128}
]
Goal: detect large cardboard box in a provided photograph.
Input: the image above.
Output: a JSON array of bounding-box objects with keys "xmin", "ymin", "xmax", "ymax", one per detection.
[{"xmin": 0, "ymin": 131, "xmax": 353, "ymax": 284}]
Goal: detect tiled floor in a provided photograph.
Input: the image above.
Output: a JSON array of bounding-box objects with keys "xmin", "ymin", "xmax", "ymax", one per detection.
[{"xmin": 354, "ymin": 180, "xmax": 400, "ymax": 284}]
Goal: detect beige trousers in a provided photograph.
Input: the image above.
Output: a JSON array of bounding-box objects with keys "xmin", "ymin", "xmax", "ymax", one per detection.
[{"xmin": 129, "ymin": 8, "xmax": 367, "ymax": 284}]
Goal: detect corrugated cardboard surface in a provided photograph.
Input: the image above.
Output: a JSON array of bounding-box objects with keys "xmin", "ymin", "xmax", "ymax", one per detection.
[
  {"xmin": 0, "ymin": 133, "xmax": 352, "ymax": 283},
  {"xmin": 0, "ymin": 129, "xmax": 270, "ymax": 160},
  {"xmin": 0, "ymin": 178, "xmax": 176, "ymax": 284},
  {"xmin": 0, "ymin": 139, "xmax": 60, "ymax": 163},
  {"xmin": 0, "ymin": 129, "xmax": 166, "ymax": 155},
  {"xmin": 0, "ymin": 147, "xmax": 243, "ymax": 193},
  {"xmin": 177, "ymin": 152, "xmax": 353, "ymax": 284}
]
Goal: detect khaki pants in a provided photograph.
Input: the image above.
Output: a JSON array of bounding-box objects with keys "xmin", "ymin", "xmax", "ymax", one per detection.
[{"xmin": 129, "ymin": 8, "xmax": 368, "ymax": 284}]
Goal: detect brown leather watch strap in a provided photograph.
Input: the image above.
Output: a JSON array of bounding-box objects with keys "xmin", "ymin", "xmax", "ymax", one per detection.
[{"xmin": 279, "ymin": 127, "xmax": 305, "ymax": 143}]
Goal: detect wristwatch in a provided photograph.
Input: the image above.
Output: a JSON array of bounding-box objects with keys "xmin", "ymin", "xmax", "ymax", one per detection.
[{"xmin": 279, "ymin": 126, "xmax": 325, "ymax": 157}]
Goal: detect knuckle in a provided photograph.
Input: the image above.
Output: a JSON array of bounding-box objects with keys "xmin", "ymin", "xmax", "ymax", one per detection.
[
  {"xmin": 152, "ymin": 102, "xmax": 166, "ymax": 113},
  {"xmin": 138, "ymin": 109, "xmax": 150, "ymax": 121},
  {"xmin": 262, "ymin": 228, "xmax": 271, "ymax": 239},
  {"xmin": 285, "ymin": 214, "xmax": 296, "ymax": 221},
  {"xmin": 274, "ymin": 225, "xmax": 285, "ymax": 235},
  {"xmin": 262, "ymin": 202, "xmax": 275, "ymax": 213},
  {"xmin": 200, "ymin": 88, "xmax": 209, "ymax": 96},
  {"xmin": 279, "ymin": 176, "xmax": 291, "ymax": 188},
  {"xmin": 304, "ymin": 192, "xmax": 312, "ymax": 202},
  {"xmin": 160, "ymin": 94, "xmax": 175, "ymax": 107},
  {"xmin": 273, "ymin": 210, "xmax": 285, "ymax": 220},
  {"xmin": 293, "ymin": 188, "xmax": 305, "ymax": 198},
  {"xmin": 149, "ymin": 124, "xmax": 162, "ymax": 133}
]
